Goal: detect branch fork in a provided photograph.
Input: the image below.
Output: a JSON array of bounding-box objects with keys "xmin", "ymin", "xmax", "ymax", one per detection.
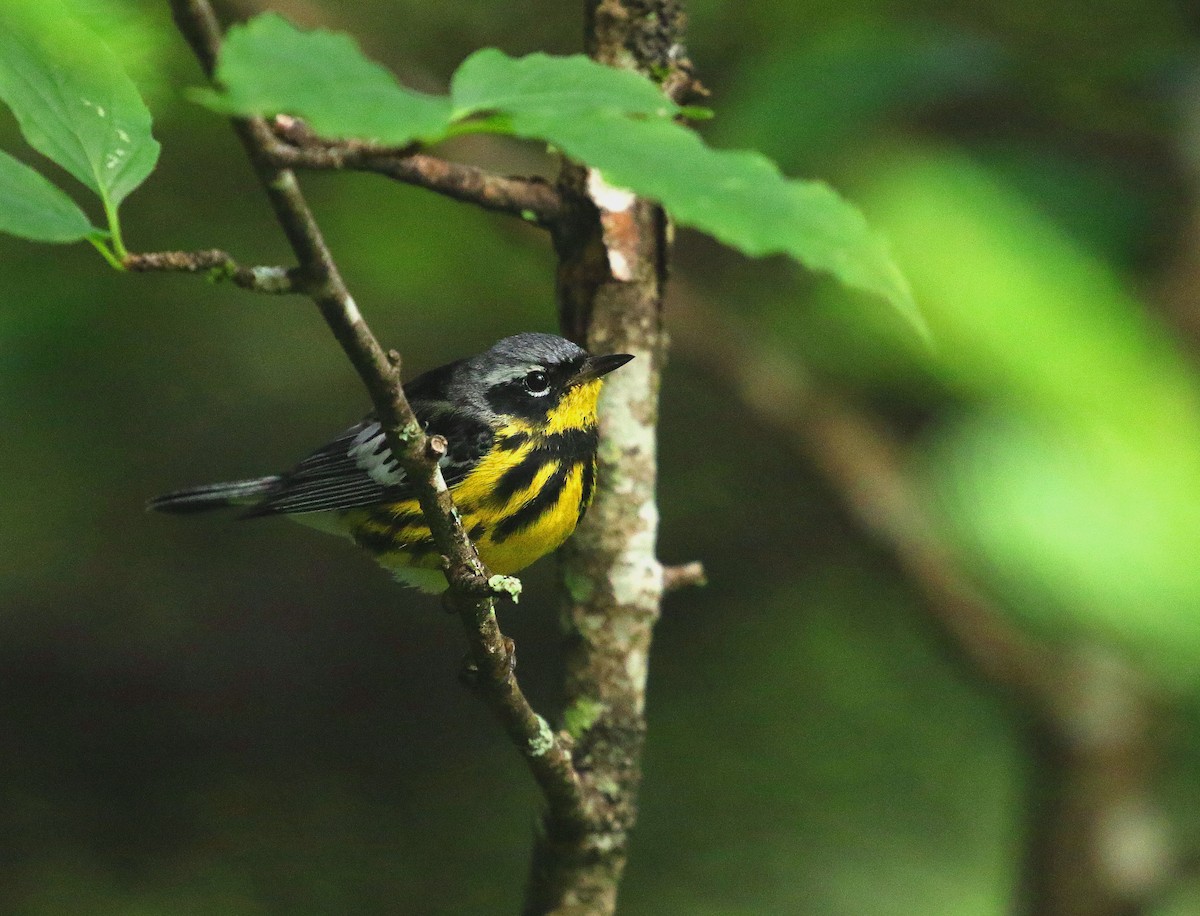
[
  {"xmin": 167, "ymin": 0, "xmax": 584, "ymax": 846},
  {"xmin": 157, "ymin": 4, "xmax": 695, "ymax": 913}
]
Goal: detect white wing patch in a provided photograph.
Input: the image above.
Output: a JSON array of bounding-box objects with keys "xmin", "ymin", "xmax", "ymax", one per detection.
[{"xmin": 348, "ymin": 425, "xmax": 405, "ymax": 486}]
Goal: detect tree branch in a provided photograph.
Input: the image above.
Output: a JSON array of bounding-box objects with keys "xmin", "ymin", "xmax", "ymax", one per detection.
[
  {"xmin": 670, "ymin": 290, "xmax": 1061, "ymax": 704},
  {"xmin": 521, "ymin": 2, "xmax": 691, "ymax": 912},
  {"xmin": 124, "ymin": 249, "xmax": 305, "ymax": 294},
  {"xmin": 167, "ymin": 0, "xmax": 588, "ymax": 834},
  {"xmin": 662, "ymin": 561, "xmax": 707, "ymax": 593},
  {"xmin": 265, "ymin": 116, "xmax": 564, "ymax": 226},
  {"xmin": 670, "ymin": 288, "xmax": 1173, "ymax": 916}
]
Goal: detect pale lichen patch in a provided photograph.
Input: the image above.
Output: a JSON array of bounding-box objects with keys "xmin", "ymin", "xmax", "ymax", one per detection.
[
  {"xmin": 488, "ymin": 574, "xmax": 523, "ymax": 604},
  {"xmin": 609, "ymin": 553, "xmax": 659, "ymax": 608},
  {"xmin": 396, "ymin": 420, "xmax": 423, "ymax": 442},
  {"xmin": 249, "ymin": 265, "xmax": 293, "ymax": 293},
  {"xmin": 624, "ymin": 648, "xmax": 648, "ymax": 713},
  {"xmin": 587, "ymin": 168, "xmax": 636, "ymax": 213},
  {"xmin": 598, "ymin": 356, "xmax": 656, "ymax": 458},
  {"xmin": 527, "ymin": 714, "xmax": 555, "ymax": 757}
]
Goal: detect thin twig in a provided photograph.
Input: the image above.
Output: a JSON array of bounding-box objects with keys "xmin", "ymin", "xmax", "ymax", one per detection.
[
  {"xmin": 167, "ymin": 0, "xmax": 588, "ymax": 832},
  {"xmin": 662, "ymin": 561, "xmax": 707, "ymax": 592},
  {"xmin": 124, "ymin": 249, "xmax": 305, "ymax": 294},
  {"xmin": 266, "ymin": 116, "xmax": 564, "ymax": 226}
]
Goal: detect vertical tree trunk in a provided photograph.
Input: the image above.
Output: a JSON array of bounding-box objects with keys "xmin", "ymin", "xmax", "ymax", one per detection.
[{"xmin": 522, "ymin": 2, "xmax": 690, "ymax": 913}]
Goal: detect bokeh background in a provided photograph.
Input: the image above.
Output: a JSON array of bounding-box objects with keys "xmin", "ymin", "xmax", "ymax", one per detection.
[{"xmin": 4, "ymin": 0, "xmax": 1200, "ymax": 913}]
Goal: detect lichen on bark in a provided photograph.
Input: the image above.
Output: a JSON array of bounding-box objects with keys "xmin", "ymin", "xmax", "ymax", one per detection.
[{"xmin": 522, "ymin": 3, "xmax": 687, "ymax": 913}]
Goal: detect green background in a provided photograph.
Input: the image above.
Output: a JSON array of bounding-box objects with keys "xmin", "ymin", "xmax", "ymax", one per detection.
[{"xmin": 3, "ymin": 0, "xmax": 1200, "ymax": 913}]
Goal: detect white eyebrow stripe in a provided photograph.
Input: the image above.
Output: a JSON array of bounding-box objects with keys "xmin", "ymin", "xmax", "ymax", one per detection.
[{"xmin": 482, "ymin": 364, "xmax": 545, "ymax": 387}]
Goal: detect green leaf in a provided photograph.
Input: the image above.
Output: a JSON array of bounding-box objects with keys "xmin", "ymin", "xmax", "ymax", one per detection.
[
  {"xmin": 209, "ymin": 13, "xmax": 452, "ymax": 145},
  {"xmin": 0, "ymin": 0, "xmax": 159, "ymax": 213},
  {"xmin": 864, "ymin": 151, "xmax": 1200, "ymax": 682},
  {"xmin": 0, "ymin": 150, "xmax": 99, "ymax": 243},
  {"xmin": 203, "ymin": 14, "xmax": 919, "ymax": 331},
  {"xmin": 450, "ymin": 49, "xmax": 679, "ymax": 121},
  {"xmin": 512, "ymin": 111, "xmax": 921, "ymax": 334}
]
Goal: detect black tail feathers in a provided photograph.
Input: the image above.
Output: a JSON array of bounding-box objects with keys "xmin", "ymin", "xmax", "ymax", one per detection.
[{"xmin": 147, "ymin": 477, "xmax": 279, "ymax": 515}]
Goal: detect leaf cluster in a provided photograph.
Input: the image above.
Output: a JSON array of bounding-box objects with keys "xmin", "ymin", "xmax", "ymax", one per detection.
[
  {"xmin": 0, "ymin": 6, "xmax": 919, "ymax": 332},
  {"xmin": 0, "ymin": 0, "xmax": 159, "ymax": 262}
]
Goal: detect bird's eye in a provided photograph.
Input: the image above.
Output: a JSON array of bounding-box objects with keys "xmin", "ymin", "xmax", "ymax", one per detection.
[{"xmin": 523, "ymin": 369, "xmax": 550, "ymax": 396}]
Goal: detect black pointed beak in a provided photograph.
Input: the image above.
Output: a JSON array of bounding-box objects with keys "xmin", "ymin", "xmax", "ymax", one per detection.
[{"xmin": 572, "ymin": 353, "xmax": 634, "ymax": 386}]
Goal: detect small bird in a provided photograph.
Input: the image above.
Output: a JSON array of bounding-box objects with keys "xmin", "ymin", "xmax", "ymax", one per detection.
[{"xmin": 149, "ymin": 333, "xmax": 633, "ymax": 591}]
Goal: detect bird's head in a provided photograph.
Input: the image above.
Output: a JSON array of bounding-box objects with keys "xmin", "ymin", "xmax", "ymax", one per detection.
[{"xmin": 459, "ymin": 333, "xmax": 633, "ymax": 433}]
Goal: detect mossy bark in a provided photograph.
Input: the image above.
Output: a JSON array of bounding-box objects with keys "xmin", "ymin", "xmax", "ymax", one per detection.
[{"xmin": 520, "ymin": 2, "xmax": 692, "ymax": 913}]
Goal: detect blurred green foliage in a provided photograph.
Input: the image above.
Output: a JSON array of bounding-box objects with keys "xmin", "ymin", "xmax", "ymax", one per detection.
[
  {"xmin": 4, "ymin": 0, "xmax": 1200, "ymax": 913},
  {"xmin": 861, "ymin": 151, "xmax": 1200, "ymax": 682}
]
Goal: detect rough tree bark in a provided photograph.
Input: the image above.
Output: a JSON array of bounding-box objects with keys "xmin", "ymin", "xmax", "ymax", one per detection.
[{"xmin": 520, "ymin": 2, "xmax": 695, "ymax": 913}]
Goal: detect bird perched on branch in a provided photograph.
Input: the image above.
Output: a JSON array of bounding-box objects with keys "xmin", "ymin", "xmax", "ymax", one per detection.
[{"xmin": 149, "ymin": 333, "xmax": 633, "ymax": 592}]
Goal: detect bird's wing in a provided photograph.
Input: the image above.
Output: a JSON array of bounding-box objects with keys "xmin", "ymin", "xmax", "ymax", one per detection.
[
  {"xmin": 244, "ymin": 417, "xmax": 405, "ymax": 516},
  {"xmin": 246, "ymin": 373, "xmax": 491, "ymax": 516}
]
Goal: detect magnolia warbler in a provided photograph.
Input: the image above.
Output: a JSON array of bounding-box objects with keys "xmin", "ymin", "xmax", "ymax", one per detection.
[{"xmin": 149, "ymin": 333, "xmax": 633, "ymax": 591}]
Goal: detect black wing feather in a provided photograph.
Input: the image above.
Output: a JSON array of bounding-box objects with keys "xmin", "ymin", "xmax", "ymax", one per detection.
[
  {"xmin": 245, "ymin": 365, "xmax": 490, "ymax": 517},
  {"xmin": 245, "ymin": 418, "xmax": 395, "ymax": 516}
]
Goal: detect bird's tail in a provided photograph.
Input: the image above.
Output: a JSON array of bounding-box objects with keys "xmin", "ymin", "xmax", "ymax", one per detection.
[{"xmin": 147, "ymin": 476, "xmax": 280, "ymax": 514}]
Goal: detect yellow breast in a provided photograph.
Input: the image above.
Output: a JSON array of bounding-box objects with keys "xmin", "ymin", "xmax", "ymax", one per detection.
[
  {"xmin": 450, "ymin": 423, "xmax": 595, "ymax": 576},
  {"xmin": 465, "ymin": 456, "xmax": 591, "ymax": 576},
  {"xmin": 344, "ymin": 379, "xmax": 604, "ymax": 584}
]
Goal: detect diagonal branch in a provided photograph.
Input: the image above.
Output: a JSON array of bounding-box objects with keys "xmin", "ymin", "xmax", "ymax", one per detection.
[
  {"xmin": 670, "ymin": 289, "xmax": 1173, "ymax": 916},
  {"xmin": 669, "ymin": 290, "xmax": 1061, "ymax": 706},
  {"xmin": 265, "ymin": 116, "xmax": 564, "ymax": 226},
  {"xmin": 167, "ymin": 0, "xmax": 587, "ymax": 832}
]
